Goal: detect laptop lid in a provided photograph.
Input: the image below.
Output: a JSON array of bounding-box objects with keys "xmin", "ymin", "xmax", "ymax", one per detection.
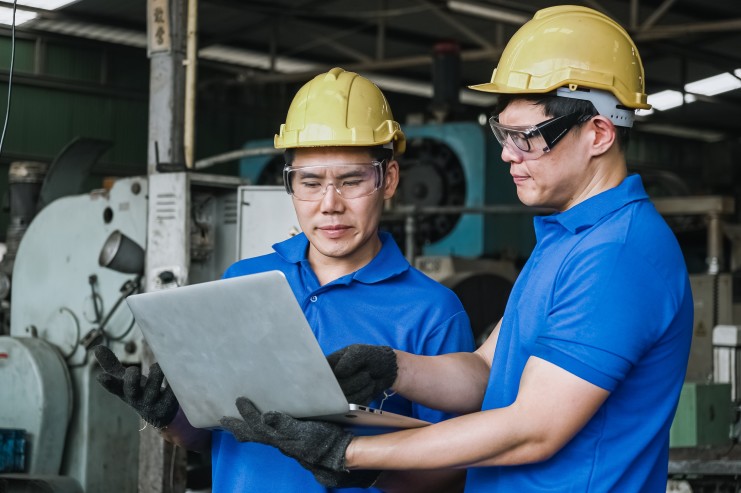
[{"xmin": 125, "ymin": 270, "xmax": 428, "ymax": 430}]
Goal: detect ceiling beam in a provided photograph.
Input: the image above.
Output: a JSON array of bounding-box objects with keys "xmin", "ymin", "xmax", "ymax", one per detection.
[
  {"xmin": 375, "ymin": 0, "xmax": 386, "ymax": 60},
  {"xmin": 446, "ymin": 1, "xmax": 528, "ymax": 26},
  {"xmin": 639, "ymin": 0, "xmax": 678, "ymax": 32},
  {"xmin": 581, "ymin": 0, "xmax": 617, "ymax": 22},
  {"xmin": 630, "ymin": 0, "xmax": 639, "ymax": 31},
  {"xmin": 647, "ymin": 41, "xmax": 741, "ymax": 75},
  {"xmin": 284, "ymin": 21, "xmax": 372, "ymax": 62},
  {"xmin": 634, "ymin": 19, "xmax": 741, "ymax": 42},
  {"xmin": 244, "ymin": 46, "xmax": 504, "ymax": 85},
  {"xmin": 420, "ymin": 0, "xmax": 494, "ymax": 50}
]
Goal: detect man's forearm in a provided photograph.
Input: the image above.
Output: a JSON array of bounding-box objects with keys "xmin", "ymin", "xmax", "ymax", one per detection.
[
  {"xmin": 344, "ymin": 406, "xmax": 539, "ymax": 471},
  {"xmin": 346, "ymin": 357, "xmax": 610, "ymax": 471},
  {"xmin": 393, "ymin": 350, "xmax": 490, "ymax": 414},
  {"xmin": 160, "ymin": 407, "xmax": 211, "ymax": 453}
]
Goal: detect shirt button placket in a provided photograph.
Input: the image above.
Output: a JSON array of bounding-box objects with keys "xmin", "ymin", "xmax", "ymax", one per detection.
[{"xmin": 310, "ymin": 295, "xmax": 318, "ymax": 303}]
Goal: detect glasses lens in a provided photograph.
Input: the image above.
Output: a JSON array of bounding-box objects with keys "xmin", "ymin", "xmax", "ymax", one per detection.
[
  {"xmin": 488, "ymin": 117, "xmax": 510, "ymax": 147},
  {"xmin": 285, "ymin": 163, "xmax": 382, "ymax": 201},
  {"xmin": 510, "ymin": 131, "xmax": 533, "ymax": 153},
  {"xmin": 489, "ymin": 117, "xmax": 544, "ymax": 157}
]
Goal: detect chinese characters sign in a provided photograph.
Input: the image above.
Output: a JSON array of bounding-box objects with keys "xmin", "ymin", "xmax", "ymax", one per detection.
[{"xmin": 148, "ymin": 0, "xmax": 171, "ymax": 54}]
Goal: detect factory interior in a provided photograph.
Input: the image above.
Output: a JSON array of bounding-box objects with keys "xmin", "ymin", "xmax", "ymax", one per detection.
[{"xmin": 1, "ymin": 0, "xmax": 741, "ymax": 492}]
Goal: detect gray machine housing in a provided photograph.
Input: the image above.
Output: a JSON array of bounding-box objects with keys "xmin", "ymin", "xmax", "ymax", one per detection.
[{"xmin": 1, "ymin": 174, "xmax": 240, "ymax": 492}]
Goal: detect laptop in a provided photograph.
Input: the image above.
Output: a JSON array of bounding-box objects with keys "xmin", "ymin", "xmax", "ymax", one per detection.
[{"xmin": 125, "ymin": 270, "xmax": 430, "ymax": 430}]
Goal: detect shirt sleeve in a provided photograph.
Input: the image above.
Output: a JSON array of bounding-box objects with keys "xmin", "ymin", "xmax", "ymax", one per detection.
[
  {"xmin": 412, "ymin": 309, "xmax": 476, "ymax": 423},
  {"xmin": 532, "ymin": 242, "xmax": 679, "ymax": 392}
]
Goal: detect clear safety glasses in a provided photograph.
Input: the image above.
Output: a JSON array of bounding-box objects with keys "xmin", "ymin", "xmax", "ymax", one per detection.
[
  {"xmin": 283, "ymin": 161, "xmax": 385, "ymax": 201},
  {"xmin": 488, "ymin": 111, "xmax": 593, "ymax": 159}
]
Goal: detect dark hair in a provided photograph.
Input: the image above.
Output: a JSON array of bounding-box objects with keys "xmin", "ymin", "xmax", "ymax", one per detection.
[
  {"xmin": 495, "ymin": 93, "xmax": 631, "ymax": 151},
  {"xmin": 284, "ymin": 145, "xmax": 393, "ymax": 167}
]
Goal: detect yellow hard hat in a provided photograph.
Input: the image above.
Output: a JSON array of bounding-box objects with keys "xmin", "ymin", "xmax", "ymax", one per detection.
[
  {"xmin": 470, "ymin": 5, "xmax": 651, "ymax": 110},
  {"xmin": 275, "ymin": 67, "xmax": 406, "ymax": 155}
]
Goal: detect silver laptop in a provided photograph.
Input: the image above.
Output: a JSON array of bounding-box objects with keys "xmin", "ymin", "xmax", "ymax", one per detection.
[{"xmin": 125, "ymin": 270, "xmax": 430, "ymax": 430}]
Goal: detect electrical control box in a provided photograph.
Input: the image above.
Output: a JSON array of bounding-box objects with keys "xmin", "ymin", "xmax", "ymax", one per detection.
[
  {"xmin": 670, "ymin": 382, "xmax": 732, "ymax": 448},
  {"xmin": 0, "ymin": 428, "xmax": 25, "ymax": 473}
]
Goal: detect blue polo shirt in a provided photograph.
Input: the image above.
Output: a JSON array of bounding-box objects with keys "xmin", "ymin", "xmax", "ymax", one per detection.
[
  {"xmin": 211, "ymin": 231, "xmax": 475, "ymax": 493},
  {"xmin": 466, "ymin": 175, "xmax": 693, "ymax": 492}
]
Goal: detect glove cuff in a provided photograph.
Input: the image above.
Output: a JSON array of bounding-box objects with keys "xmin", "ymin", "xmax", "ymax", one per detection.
[{"xmin": 378, "ymin": 345, "xmax": 398, "ymax": 387}]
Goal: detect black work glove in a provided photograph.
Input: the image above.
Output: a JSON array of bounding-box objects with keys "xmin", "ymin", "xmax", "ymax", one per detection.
[
  {"xmin": 327, "ymin": 344, "xmax": 398, "ymax": 405},
  {"xmin": 93, "ymin": 345, "xmax": 179, "ymax": 429},
  {"xmin": 220, "ymin": 397, "xmax": 380, "ymax": 488}
]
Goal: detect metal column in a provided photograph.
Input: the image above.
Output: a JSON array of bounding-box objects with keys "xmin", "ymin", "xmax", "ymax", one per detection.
[{"xmin": 141, "ymin": 0, "xmax": 190, "ymax": 491}]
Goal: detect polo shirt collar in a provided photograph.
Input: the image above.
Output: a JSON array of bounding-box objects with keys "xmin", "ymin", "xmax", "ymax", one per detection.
[
  {"xmin": 546, "ymin": 174, "xmax": 649, "ymax": 234},
  {"xmin": 273, "ymin": 232, "xmax": 311, "ymax": 263},
  {"xmin": 272, "ymin": 231, "xmax": 409, "ymax": 284}
]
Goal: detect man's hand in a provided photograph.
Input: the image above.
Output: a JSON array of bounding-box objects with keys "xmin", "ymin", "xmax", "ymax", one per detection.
[
  {"xmin": 327, "ymin": 344, "xmax": 398, "ymax": 405},
  {"xmin": 220, "ymin": 397, "xmax": 380, "ymax": 488},
  {"xmin": 94, "ymin": 345, "xmax": 179, "ymax": 429}
]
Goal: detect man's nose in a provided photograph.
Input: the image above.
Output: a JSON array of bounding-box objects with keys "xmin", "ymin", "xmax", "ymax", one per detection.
[
  {"xmin": 319, "ymin": 183, "xmax": 343, "ymax": 211},
  {"xmin": 500, "ymin": 141, "xmax": 522, "ymax": 164}
]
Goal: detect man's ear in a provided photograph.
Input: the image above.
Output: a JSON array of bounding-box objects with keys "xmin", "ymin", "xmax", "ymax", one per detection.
[
  {"xmin": 588, "ymin": 116, "xmax": 617, "ymax": 157},
  {"xmin": 383, "ymin": 160, "xmax": 400, "ymax": 200}
]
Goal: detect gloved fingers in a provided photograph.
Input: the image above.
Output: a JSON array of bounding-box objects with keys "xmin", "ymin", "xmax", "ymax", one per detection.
[
  {"xmin": 93, "ymin": 345, "xmax": 126, "ymax": 379},
  {"xmin": 160, "ymin": 385, "xmax": 179, "ymax": 411},
  {"xmin": 219, "ymin": 416, "xmax": 253, "ymax": 442},
  {"xmin": 262, "ymin": 410, "xmax": 303, "ymax": 436},
  {"xmin": 96, "ymin": 372, "xmax": 125, "ymax": 398},
  {"xmin": 330, "ymin": 346, "xmax": 370, "ymax": 378},
  {"xmin": 234, "ymin": 396, "xmax": 264, "ymax": 422},
  {"xmin": 341, "ymin": 384, "xmax": 378, "ymax": 406},
  {"xmin": 337, "ymin": 371, "xmax": 372, "ymax": 395},
  {"xmin": 231, "ymin": 397, "xmax": 279, "ymax": 439},
  {"xmin": 220, "ymin": 414, "xmax": 273, "ymax": 444},
  {"xmin": 261, "ymin": 411, "xmax": 309, "ymax": 445},
  {"xmin": 264, "ymin": 411, "xmax": 343, "ymax": 440},
  {"xmin": 142, "ymin": 363, "xmax": 166, "ymax": 404},
  {"xmin": 154, "ymin": 388, "xmax": 180, "ymax": 428},
  {"xmin": 122, "ymin": 365, "xmax": 144, "ymax": 402},
  {"xmin": 326, "ymin": 346, "xmax": 349, "ymax": 369}
]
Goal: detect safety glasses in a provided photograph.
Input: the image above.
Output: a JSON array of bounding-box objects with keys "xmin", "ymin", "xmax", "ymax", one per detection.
[
  {"xmin": 283, "ymin": 162, "xmax": 384, "ymax": 201},
  {"xmin": 488, "ymin": 112, "xmax": 593, "ymax": 159}
]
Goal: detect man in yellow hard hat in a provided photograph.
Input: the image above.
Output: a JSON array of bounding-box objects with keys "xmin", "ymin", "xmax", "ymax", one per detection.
[
  {"xmin": 217, "ymin": 6, "xmax": 693, "ymax": 492},
  {"xmin": 94, "ymin": 67, "xmax": 474, "ymax": 492}
]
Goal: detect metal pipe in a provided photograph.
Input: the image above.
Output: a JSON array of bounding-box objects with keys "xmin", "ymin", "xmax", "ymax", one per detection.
[
  {"xmin": 639, "ymin": 0, "xmax": 677, "ymax": 32},
  {"xmin": 376, "ymin": 0, "xmax": 386, "ymax": 60},
  {"xmin": 245, "ymin": 46, "xmax": 504, "ymax": 85},
  {"xmin": 391, "ymin": 204, "xmax": 545, "ymax": 265},
  {"xmin": 194, "ymin": 146, "xmax": 281, "ymax": 170},
  {"xmin": 629, "ymin": 0, "xmax": 639, "ymax": 30},
  {"xmin": 404, "ymin": 211, "xmax": 417, "ymax": 264},
  {"xmin": 634, "ymin": 19, "xmax": 741, "ymax": 42},
  {"xmin": 707, "ymin": 213, "xmax": 723, "ymax": 275},
  {"xmin": 184, "ymin": 0, "xmax": 198, "ymax": 168}
]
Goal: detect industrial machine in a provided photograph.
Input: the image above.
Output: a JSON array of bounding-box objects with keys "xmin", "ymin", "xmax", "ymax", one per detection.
[
  {"xmin": 649, "ymin": 195, "xmax": 741, "ymax": 493},
  {"xmin": 0, "ymin": 166, "xmax": 241, "ymax": 492}
]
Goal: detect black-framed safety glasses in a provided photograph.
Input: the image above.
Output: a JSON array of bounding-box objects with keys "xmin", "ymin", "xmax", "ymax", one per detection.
[{"xmin": 489, "ymin": 111, "xmax": 593, "ymax": 159}]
